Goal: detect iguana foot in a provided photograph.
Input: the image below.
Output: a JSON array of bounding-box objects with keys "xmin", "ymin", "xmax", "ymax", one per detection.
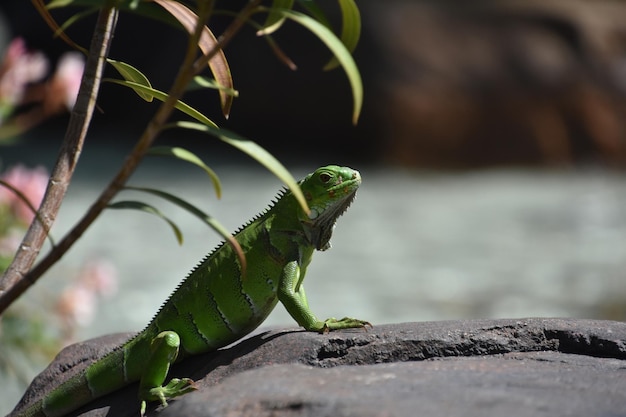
[
  {"xmin": 140, "ymin": 378, "xmax": 197, "ymax": 416},
  {"xmin": 319, "ymin": 317, "xmax": 372, "ymax": 334}
]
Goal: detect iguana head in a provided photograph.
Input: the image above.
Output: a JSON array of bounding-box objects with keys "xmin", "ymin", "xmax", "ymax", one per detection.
[{"xmin": 298, "ymin": 165, "xmax": 361, "ymax": 251}]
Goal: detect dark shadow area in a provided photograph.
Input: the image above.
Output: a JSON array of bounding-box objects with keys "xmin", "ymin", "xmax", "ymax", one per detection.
[{"xmin": 5, "ymin": 1, "xmax": 624, "ymax": 168}]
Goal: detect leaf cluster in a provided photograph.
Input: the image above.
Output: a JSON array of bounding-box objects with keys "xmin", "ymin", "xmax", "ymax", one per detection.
[
  {"xmin": 36, "ymin": 0, "xmax": 361, "ymax": 243},
  {"xmin": 0, "ymin": 0, "xmax": 363, "ymax": 313}
]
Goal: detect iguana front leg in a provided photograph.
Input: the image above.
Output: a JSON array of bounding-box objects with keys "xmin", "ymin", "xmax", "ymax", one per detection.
[
  {"xmin": 277, "ymin": 261, "xmax": 371, "ymax": 333},
  {"xmin": 138, "ymin": 331, "xmax": 197, "ymax": 416}
]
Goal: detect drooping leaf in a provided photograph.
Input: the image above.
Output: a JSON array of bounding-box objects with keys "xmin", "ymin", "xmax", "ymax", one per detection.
[
  {"xmin": 108, "ymin": 59, "xmax": 153, "ymax": 102},
  {"xmin": 45, "ymin": 0, "xmax": 183, "ymax": 28},
  {"xmin": 47, "ymin": 0, "xmax": 136, "ymax": 8},
  {"xmin": 295, "ymin": 0, "xmax": 331, "ymax": 28},
  {"xmin": 153, "ymin": 0, "xmax": 234, "ymax": 118},
  {"xmin": 264, "ymin": 7, "xmax": 363, "ymax": 124},
  {"xmin": 171, "ymin": 121, "xmax": 310, "ymax": 214},
  {"xmin": 147, "ymin": 146, "xmax": 222, "ymax": 199},
  {"xmin": 105, "ymin": 78, "xmax": 218, "ymax": 127},
  {"xmin": 323, "ymin": 0, "xmax": 361, "ymax": 71},
  {"xmin": 46, "ymin": 0, "xmax": 76, "ymax": 7},
  {"xmin": 257, "ymin": 0, "xmax": 294, "ymax": 36},
  {"xmin": 122, "ymin": 186, "xmax": 246, "ymax": 274},
  {"xmin": 53, "ymin": 7, "xmax": 99, "ymax": 40},
  {"xmin": 107, "ymin": 200, "xmax": 184, "ymax": 245},
  {"xmin": 32, "ymin": 0, "xmax": 87, "ymax": 53},
  {"xmin": 187, "ymin": 76, "xmax": 239, "ymax": 98}
]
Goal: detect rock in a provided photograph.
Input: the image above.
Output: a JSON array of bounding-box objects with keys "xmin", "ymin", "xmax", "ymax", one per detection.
[{"xmin": 9, "ymin": 319, "xmax": 626, "ymax": 417}]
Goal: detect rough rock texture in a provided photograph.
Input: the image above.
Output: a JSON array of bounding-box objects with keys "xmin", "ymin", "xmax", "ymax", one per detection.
[{"xmin": 10, "ymin": 319, "xmax": 626, "ymax": 417}]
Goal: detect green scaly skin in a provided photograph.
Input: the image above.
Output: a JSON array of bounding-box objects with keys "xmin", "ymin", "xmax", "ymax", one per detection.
[{"xmin": 12, "ymin": 165, "xmax": 370, "ymax": 417}]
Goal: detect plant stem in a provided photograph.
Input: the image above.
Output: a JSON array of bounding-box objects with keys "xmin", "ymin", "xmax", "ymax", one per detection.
[
  {"xmin": 0, "ymin": 5, "xmax": 119, "ymax": 313},
  {"xmin": 0, "ymin": 0, "xmax": 261, "ymax": 314}
]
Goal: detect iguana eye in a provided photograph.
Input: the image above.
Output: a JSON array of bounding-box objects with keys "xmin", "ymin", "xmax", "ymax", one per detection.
[{"xmin": 319, "ymin": 172, "xmax": 332, "ymax": 183}]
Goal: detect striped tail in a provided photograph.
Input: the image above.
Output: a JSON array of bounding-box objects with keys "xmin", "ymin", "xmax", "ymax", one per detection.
[{"xmin": 12, "ymin": 345, "xmax": 137, "ymax": 417}]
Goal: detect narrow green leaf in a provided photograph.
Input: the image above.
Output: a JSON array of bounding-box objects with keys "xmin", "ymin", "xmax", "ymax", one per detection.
[
  {"xmin": 153, "ymin": 0, "xmax": 235, "ymax": 118},
  {"xmin": 257, "ymin": 0, "xmax": 294, "ymax": 36},
  {"xmin": 46, "ymin": 0, "xmax": 180, "ymax": 30},
  {"xmin": 147, "ymin": 146, "xmax": 222, "ymax": 199},
  {"xmin": 46, "ymin": 0, "xmax": 80, "ymax": 9},
  {"xmin": 171, "ymin": 121, "xmax": 310, "ymax": 215},
  {"xmin": 33, "ymin": 0, "xmax": 87, "ymax": 53},
  {"xmin": 53, "ymin": 7, "xmax": 98, "ymax": 41},
  {"xmin": 295, "ymin": 0, "xmax": 331, "ymax": 28},
  {"xmin": 105, "ymin": 78, "xmax": 218, "ymax": 128},
  {"xmin": 122, "ymin": 186, "xmax": 246, "ymax": 274},
  {"xmin": 108, "ymin": 59, "xmax": 153, "ymax": 102},
  {"xmin": 188, "ymin": 76, "xmax": 239, "ymax": 98},
  {"xmin": 46, "ymin": 0, "xmax": 152, "ymax": 8},
  {"xmin": 107, "ymin": 200, "xmax": 184, "ymax": 245},
  {"xmin": 323, "ymin": 0, "xmax": 361, "ymax": 71},
  {"xmin": 265, "ymin": 8, "xmax": 363, "ymax": 124}
]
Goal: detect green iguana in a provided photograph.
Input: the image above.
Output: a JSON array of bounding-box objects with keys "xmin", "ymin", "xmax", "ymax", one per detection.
[{"xmin": 12, "ymin": 165, "xmax": 369, "ymax": 417}]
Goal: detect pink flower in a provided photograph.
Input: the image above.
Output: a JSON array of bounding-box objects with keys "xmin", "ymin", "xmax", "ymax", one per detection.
[
  {"xmin": 56, "ymin": 285, "xmax": 98, "ymax": 327},
  {"xmin": 0, "ymin": 40, "xmax": 84, "ymax": 136},
  {"xmin": 49, "ymin": 52, "xmax": 84, "ymax": 111},
  {"xmin": 55, "ymin": 259, "xmax": 118, "ymax": 333},
  {"xmin": 78, "ymin": 259, "xmax": 119, "ymax": 297},
  {"xmin": 0, "ymin": 38, "xmax": 49, "ymax": 110},
  {"xmin": 0, "ymin": 164, "xmax": 48, "ymax": 224}
]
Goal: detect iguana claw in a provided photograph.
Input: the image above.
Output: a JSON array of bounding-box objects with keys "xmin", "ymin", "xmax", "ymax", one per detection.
[
  {"xmin": 140, "ymin": 378, "xmax": 197, "ymax": 416},
  {"xmin": 320, "ymin": 317, "xmax": 372, "ymax": 334}
]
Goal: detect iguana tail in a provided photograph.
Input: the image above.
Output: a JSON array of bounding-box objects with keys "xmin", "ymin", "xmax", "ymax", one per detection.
[{"xmin": 12, "ymin": 341, "xmax": 141, "ymax": 417}]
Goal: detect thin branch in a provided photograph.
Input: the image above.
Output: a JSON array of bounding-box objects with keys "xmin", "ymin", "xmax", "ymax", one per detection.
[
  {"xmin": 192, "ymin": 1, "xmax": 261, "ymax": 75},
  {"xmin": 0, "ymin": 6, "xmax": 118, "ymax": 312},
  {"xmin": 0, "ymin": 179, "xmax": 56, "ymax": 247},
  {"xmin": 0, "ymin": 0, "xmax": 262, "ymax": 314}
]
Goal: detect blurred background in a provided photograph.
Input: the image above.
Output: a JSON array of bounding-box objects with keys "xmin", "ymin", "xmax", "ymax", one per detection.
[{"xmin": 1, "ymin": 0, "xmax": 625, "ymax": 413}]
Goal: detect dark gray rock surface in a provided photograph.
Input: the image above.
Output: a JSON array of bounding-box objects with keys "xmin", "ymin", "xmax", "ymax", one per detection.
[{"xmin": 9, "ymin": 319, "xmax": 626, "ymax": 417}]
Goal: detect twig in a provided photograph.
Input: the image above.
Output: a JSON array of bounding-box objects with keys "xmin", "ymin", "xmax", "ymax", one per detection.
[
  {"xmin": 0, "ymin": 6, "xmax": 119, "ymax": 312},
  {"xmin": 0, "ymin": 0, "xmax": 262, "ymax": 314}
]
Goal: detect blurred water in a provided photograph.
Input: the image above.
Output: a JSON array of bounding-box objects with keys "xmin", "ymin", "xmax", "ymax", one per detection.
[
  {"xmin": 35, "ymin": 162, "xmax": 626, "ymax": 334},
  {"xmin": 2, "ymin": 159, "xmax": 626, "ymax": 414}
]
